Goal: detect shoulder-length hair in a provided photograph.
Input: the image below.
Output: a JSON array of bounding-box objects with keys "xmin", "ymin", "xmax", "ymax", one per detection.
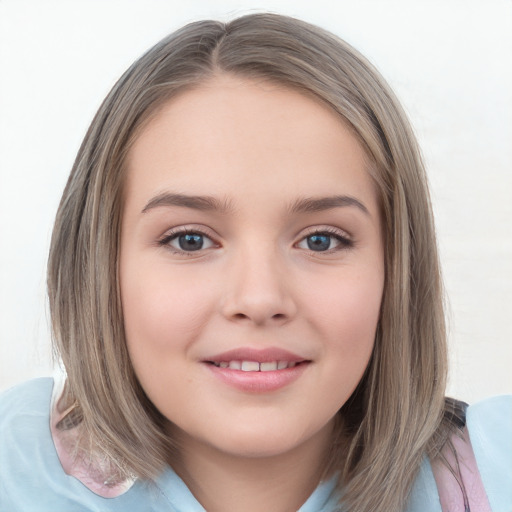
[{"xmin": 48, "ymin": 13, "xmax": 453, "ymax": 511}]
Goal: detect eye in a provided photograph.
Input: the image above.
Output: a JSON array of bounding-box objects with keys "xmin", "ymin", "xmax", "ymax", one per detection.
[
  {"xmin": 296, "ymin": 229, "xmax": 352, "ymax": 252},
  {"xmin": 159, "ymin": 229, "xmax": 216, "ymax": 253}
]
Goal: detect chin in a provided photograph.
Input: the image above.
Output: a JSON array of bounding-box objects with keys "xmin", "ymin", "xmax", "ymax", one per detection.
[
  {"xmin": 214, "ymin": 433, "xmax": 305, "ymax": 459},
  {"xmin": 203, "ymin": 418, "xmax": 333, "ymax": 460}
]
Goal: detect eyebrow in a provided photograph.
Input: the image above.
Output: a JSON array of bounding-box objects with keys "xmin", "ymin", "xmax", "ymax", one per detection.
[
  {"xmin": 141, "ymin": 192, "xmax": 370, "ymax": 216},
  {"xmin": 288, "ymin": 195, "xmax": 370, "ymax": 215},
  {"xmin": 142, "ymin": 193, "xmax": 234, "ymax": 214}
]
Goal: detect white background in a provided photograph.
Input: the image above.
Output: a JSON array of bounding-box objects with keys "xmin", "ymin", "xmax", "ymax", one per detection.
[{"xmin": 0, "ymin": 0, "xmax": 511, "ymax": 404}]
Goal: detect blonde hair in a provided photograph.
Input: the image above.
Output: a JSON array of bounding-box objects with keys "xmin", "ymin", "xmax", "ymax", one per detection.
[{"xmin": 48, "ymin": 13, "xmax": 456, "ymax": 511}]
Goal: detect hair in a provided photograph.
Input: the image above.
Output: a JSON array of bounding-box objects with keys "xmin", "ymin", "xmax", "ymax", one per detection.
[{"xmin": 48, "ymin": 13, "xmax": 461, "ymax": 511}]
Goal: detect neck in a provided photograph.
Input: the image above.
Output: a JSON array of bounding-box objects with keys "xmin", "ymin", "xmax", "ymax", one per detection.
[{"xmin": 171, "ymin": 422, "xmax": 334, "ymax": 512}]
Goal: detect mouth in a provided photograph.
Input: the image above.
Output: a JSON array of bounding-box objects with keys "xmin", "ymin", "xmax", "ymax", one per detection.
[
  {"xmin": 206, "ymin": 360, "xmax": 306, "ymax": 371},
  {"xmin": 202, "ymin": 348, "xmax": 311, "ymax": 392}
]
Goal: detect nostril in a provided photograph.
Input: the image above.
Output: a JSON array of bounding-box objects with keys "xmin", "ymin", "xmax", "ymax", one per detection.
[{"xmin": 229, "ymin": 311, "xmax": 288, "ymax": 323}]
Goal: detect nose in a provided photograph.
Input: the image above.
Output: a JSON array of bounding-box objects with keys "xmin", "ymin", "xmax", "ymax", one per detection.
[{"xmin": 220, "ymin": 245, "xmax": 297, "ymax": 326}]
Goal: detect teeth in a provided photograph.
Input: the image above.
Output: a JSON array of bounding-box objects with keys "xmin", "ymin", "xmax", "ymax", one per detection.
[
  {"xmin": 241, "ymin": 361, "xmax": 260, "ymax": 372},
  {"xmin": 260, "ymin": 361, "xmax": 278, "ymax": 372},
  {"xmin": 214, "ymin": 360, "xmax": 300, "ymax": 371}
]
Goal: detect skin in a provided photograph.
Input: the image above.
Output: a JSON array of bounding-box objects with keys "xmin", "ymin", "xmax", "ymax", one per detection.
[{"xmin": 120, "ymin": 75, "xmax": 384, "ymax": 512}]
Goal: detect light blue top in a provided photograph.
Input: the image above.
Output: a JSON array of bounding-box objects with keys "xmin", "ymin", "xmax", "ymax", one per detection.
[{"xmin": 0, "ymin": 378, "xmax": 510, "ymax": 511}]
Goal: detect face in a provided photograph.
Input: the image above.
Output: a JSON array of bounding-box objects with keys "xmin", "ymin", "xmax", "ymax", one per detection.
[{"xmin": 120, "ymin": 75, "xmax": 384, "ymax": 464}]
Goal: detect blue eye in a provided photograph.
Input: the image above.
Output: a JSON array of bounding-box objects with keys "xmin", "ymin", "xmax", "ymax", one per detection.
[
  {"xmin": 297, "ymin": 230, "xmax": 352, "ymax": 252},
  {"xmin": 177, "ymin": 233, "xmax": 204, "ymax": 251},
  {"xmin": 307, "ymin": 234, "xmax": 332, "ymax": 251},
  {"xmin": 160, "ymin": 230, "xmax": 216, "ymax": 253}
]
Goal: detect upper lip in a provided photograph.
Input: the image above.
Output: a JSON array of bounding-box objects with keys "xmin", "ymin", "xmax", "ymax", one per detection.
[{"xmin": 204, "ymin": 347, "xmax": 309, "ymax": 364}]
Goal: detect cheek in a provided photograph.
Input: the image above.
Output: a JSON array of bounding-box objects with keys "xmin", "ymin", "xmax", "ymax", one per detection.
[
  {"xmin": 303, "ymin": 268, "xmax": 383, "ymax": 373},
  {"xmin": 121, "ymin": 260, "xmax": 215, "ymax": 353},
  {"xmin": 309, "ymin": 268, "xmax": 382, "ymax": 331}
]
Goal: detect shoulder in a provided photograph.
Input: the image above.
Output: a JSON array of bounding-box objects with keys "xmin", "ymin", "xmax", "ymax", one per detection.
[
  {"xmin": 0, "ymin": 378, "xmax": 63, "ymax": 509},
  {"xmin": 0, "ymin": 379, "xmax": 181, "ymax": 511},
  {"xmin": 0, "ymin": 377, "xmax": 54, "ymax": 432},
  {"xmin": 0, "ymin": 376, "xmax": 54, "ymax": 403},
  {"xmin": 466, "ymin": 395, "xmax": 512, "ymax": 510},
  {"xmin": 406, "ymin": 395, "xmax": 512, "ymax": 512},
  {"xmin": 466, "ymin": 394, "xmax": 512, "ymax": 438},
  {"xmin": 0, "ymin": 377, "xmax": 55, "ymax": 467}
]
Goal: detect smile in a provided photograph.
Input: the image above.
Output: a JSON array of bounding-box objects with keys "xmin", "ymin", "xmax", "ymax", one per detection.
[
  {"xmin": 203, "ymin": 349, "xmax": 311, "ymax": 392},
  {"xmin": 209, "ymin": 361, "xmax": 300, "ymax": 371}
]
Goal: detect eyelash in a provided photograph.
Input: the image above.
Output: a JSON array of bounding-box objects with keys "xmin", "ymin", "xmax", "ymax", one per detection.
[
  {"xmin": 157, "ymin": 227, "xmax": 218, "ymax": 256},
  {"xmin": 297, "ymin": 227, "xmax": 354, "ymax": 253},
  {"xmin": 157, "ymin": 226, "xmax": 354, "ymax": 255}
]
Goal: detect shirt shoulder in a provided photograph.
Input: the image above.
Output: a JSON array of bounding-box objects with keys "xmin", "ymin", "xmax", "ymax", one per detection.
[
  {"xmin": 466, "ymin": 395, "xmax": 512, "ymax": 510},
  {"xmin": 406, "ymin": 395, "xmax": 512, "ymax": 512},
  {"xmin": 0, "ymin": 377, "xmax": 55, "ymax": 459},
  {"xmin": 0, "ymin": 377, "xmax": 54, "ymax": 416},
  {"xmin": 0, "ymin": 378, "xmax": 65, "ymax": 509},
  {"xmin": 0, "ymin": 378, "xmax": 178, "ymax": 511}
]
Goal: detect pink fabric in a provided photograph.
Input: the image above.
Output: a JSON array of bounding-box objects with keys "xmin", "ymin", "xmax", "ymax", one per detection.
[
  {"xmin": 431, "ymin": 427, "xmax": 492, "ymax": 512},
  {"xmin": 50, "ymin": 407, "xmax": 133, "ymax": 498}
]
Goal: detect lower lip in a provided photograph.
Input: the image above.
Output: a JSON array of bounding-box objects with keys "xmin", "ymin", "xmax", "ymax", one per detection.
[{"xmin": 205, "ymin": 362, "xmax": 310, "ymax": 393}]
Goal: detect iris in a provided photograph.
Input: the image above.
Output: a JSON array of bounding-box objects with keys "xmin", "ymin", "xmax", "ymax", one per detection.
[
  {"xmin": 307, "ymin": 234, "xmax": 331, "ymax": 251},
  {"xmin": 179, "ymin": 233, "xmax": 203, "ymax": 251}
]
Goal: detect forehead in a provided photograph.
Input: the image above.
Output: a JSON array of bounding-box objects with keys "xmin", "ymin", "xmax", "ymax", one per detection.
[{"xmin": 124, "ymin": 75, "xmax": 378, "ymax": 216}]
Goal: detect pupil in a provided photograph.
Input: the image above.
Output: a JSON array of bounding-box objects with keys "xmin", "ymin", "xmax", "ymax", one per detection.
[
  {"xmin": 179, "ymin": 234, "xmax": 203, "ymax": 251},
  {"xmin": 307, "ymin": 235, "xmax": 330, "ymax": 251}
]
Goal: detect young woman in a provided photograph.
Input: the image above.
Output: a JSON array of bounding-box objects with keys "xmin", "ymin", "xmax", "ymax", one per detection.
[{"xmin": 0, "ymin": 13, "xmax": 510, "ymax": 512}]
